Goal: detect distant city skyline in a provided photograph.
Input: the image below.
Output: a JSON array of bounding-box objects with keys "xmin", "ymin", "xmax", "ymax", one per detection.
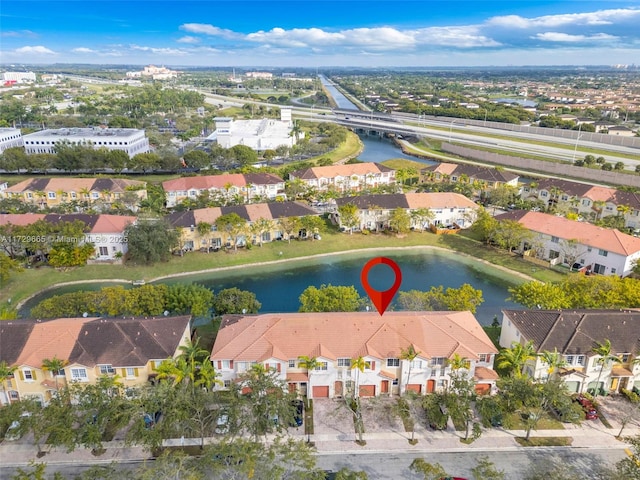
[{"xmin": 2, "ymin": 1, "xmax": 640, "ymax": 68}]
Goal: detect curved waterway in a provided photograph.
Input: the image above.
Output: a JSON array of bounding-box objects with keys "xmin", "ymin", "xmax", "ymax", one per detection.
[{"xmin": 20, "ymin": 249, "xmax": 525, "ymax": 325}]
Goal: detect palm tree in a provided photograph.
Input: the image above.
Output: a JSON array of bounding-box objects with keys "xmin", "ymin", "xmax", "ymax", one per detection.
[
  {"xmin": 177, "ymin": 338, "xmax": 210, "ymax": 386},
  {"xmin": 591, "ymin": 339, "xmax": 621, "ymax": 397},
  {"xmin": 538, "ymin": 349, "xmax": 567, "ymax": 383},
  {"xmin": 0, "ymin": 361, "xmax": 17, "ymax": 405},
  {"xmin": 410, "ymin": 208, "xmax": 435, "ymax": 232},
  {"xmin": 42, "ymin": 356, "xmax": 67, "ymax": 392},
  {"xmin": 496, "ymin": 341, "xmax": 536, "ymax": 378},
  {"xmin": 400, "ymin": 345, "xmax": 418, "ymax": 394},
  {"xmin": 349, "ymin": 356, "xmax": 367, "ymax": 444},
  {"xmin": 297, "ymin": 355, "xmax": 320, "ymax": 407},
  {"xmin": 350, "ymin": 356, "xmax": 367, "ymax": 398}
]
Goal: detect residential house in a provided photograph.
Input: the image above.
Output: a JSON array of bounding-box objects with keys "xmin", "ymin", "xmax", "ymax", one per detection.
[
  {"xmin": 0, "ymin": 213, "xmax": 136, "ymax": 262},
  {"xmin": 333, "ymin": 192, "xmax": 479, "ymax": 231},
  {"xmin": 519, "ymin": 178, "xmax": 640, "ymax": 229},
  {"xmin": 162, "ymin": 173, "xmax": 286, "ymax": 208},
  {"xmin": 165, "ymin": 201, "xmax": 318, "ymax": 251},
  {"xmin": 211, "ymin": 311, "xmax": 499, "ymax": 398},
  {"xmin": 499, "ymin": 309, "xmax": 640, "ymax": 394},
  {"xmin": 2, "ymin": 178, "xmax": 147, "ymax": 211},
  {"xmin": 420, "ymin": 162, "xmax": 519, "ymax": 192},
  {"xmin": 495, "ymin": 210, "xmax": 640, "ymax": 277},
  {"xmin": 0, "ymin": 315, "xmax": 192, "ymax": 406},
  {"xmin": 288, "ymin": 162, "xmax": 396, "ymax": 194}
]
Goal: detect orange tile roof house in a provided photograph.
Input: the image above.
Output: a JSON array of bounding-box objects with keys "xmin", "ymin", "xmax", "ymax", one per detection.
[
  {"xmin": 211, "ymin": 311, "xmax": 499, "ymax": 398},
  {"xmin": 0, "ymin": 316, "xmax": 192, "ymax": 406},
  {"xmin": 2, "ymin": 177, "xmax": 147, "ymax": 211},
  {"xmin": 496, "ymin": 210, "xmax": 640, "ymax": 277},
  {"xmin": 334, "ymin": 192, "xmax": 479, "ymax": 231},
  {"xmin": 163, "ymin": 173, "xmax": 286, "ymax": 208},
  {"xmin": 519, "ymin": 178, "xmax": 640, "ymax": 229},
  {"xmin": 499, "ymin": 309, "xmax": 640, "ymax": 395},
  {"xmin": 288, "ymin": 162, "xmax": 396, "ymax": 194},
  {"xmin": 0, "ymin": 213, "xmax": 136, "ymax": 262}
]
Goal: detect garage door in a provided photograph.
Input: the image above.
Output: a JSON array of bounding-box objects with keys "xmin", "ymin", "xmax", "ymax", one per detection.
[
  {"xmin": 312, "ymin": 386, "xmax": 329, "ymax": 398},
  {"xmin": 359, "ymin": 385, "xmax": 376, "ymax": 397},
  {"xmin": 406, "ymin": 384, "xmax": 422, "ymax": 393}
]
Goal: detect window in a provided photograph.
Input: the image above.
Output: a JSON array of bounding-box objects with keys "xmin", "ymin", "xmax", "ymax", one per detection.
[
  {"xmin": 48, "ymin": 192, "xmax": 56, "ymax": 199},
  {"xmin": 565, "ymin": 355, "xmax": 575, "ymax": 365},
  {"xmin": 288, "ymin": 360, "xmax": 296, "ymax": 368},
  {"xmin": 431, "ymin": 357, "xmax": 444, "ymax": 366},
  {"xmin": 551, "ymin": 236, "xmax": 559, "ymax": 243},
  {"xmin": 621, "ymin": 354, "xmax": 630, "ymax": 363},
  {"xmin": 598, "ymin": 249, "xmax": 608, "ymax": 257},
  {"xmin": 23, "ymin": 369, "xmax": 34, "ymax": 381},
  {"xmin": 576, "ymin": 356, "xmax": 585, "ymax": 366},
  {"xmin": 387, "ymin": 358, "xmax": 400, "ymax": 367},
  {"xmin": 478, "ymin": 353, "xmax": 491, "ymax": 363},
  {"xmin": 126, "ymin": 367, "xmax": 137, "ymax": 378},
  {"xmin": 223, "ymin": 380, "xmax": 231, "ymax": 388},
  {"xmin": 549, "ymin": 250, "xmax": 560, "ymax": 259},
  {"xmin": 540, "ymin": 191, "xmax": 548, "ymax": 197},
  {"xmin": 392, "ymin": 379, "xmax": 399, "ymax": 386},
  {"xmin": 337, "ymin": 358, "xmax": 351, "ymax": 367},
  {"xmin": 411, "ymin": 360, "xmax": 423, "ymax": 369},
  {"xmin": 99, "ymin": 365, "xmax": 115, "ymax": 375},
  {"xmin": 315, "ymin": 362, "xmax": 328, "ymax": 371},
  {"xmin": 71, "ymin": 368, "xmax": 88, "ymax": 381},
  {"xmin": 99, "ymin": 247, "xmax": 108, "ymax": 256}
]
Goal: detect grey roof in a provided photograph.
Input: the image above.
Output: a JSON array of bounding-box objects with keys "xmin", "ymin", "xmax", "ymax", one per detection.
[
  {"xmin": 502, "ymin": 309, "xmax": 640, "ymax": 355},
  {"xmin": 334, "ymin": 194, "xmax": 410, "ymax": 209}
]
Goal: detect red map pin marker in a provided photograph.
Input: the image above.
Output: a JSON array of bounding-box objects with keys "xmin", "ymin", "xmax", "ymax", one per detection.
[{"xmin": 360, "ymin": 257, "xmax": 402, "ymax": 316}]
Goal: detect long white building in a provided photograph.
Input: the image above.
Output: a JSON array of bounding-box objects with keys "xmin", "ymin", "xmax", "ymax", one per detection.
[
  {"xmin": 0, "ymin": 128, "xmax": 24, "ymax": 154},
  {"xmin": 22, "ymin": 127, "xmax": 150, "ymax": 158}
]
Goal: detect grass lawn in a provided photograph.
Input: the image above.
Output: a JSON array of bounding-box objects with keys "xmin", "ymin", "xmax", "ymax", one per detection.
[
  {"xmin": 515, "ymin": 437, "xmax": 573, "ymax": 447},
  {"xmin": 2, "ymin": 227, "xmax": 567, "ymax": 309},
  {"xmin": 504, "ymin": 412, "xmax": 565, "ymax": 430}
]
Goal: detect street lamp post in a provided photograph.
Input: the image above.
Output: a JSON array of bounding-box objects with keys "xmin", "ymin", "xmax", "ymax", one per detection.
[{"xmin": 572, "ymin": 123, "xmax": 583, "ymax": 163}]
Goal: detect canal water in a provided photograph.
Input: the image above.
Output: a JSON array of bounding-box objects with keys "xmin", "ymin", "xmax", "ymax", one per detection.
[{"xmin": 20, "ymin": 249, "xmax": 523, "ymax": 326}]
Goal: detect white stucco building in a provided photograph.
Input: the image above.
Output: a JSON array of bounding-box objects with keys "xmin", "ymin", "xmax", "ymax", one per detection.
[
  {"xmin": 3, "ymin": 72, "xmax": 36, "ymax": 83},
  {"xmin": 22, "ymin": 127, "xmax": 150, "ymax": 158},
  {"xmin": 0, "ymin": 128, "xmax": 24, "ymax": 154},
  {"xmin": 210, "ymin": 107, "xmax": 301, "ymax": 151}
]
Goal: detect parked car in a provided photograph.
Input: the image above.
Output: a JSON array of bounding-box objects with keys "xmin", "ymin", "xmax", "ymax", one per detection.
[
  {"xmin": 574, "ymin": 395, "xmax": 598, "ymax": 420},
  {"xmin": 215, "ymin": 413, "xmax": 229, "ymax": 434},
  {"xmin": 290, "ymin": 399, "xmax": 304, "ymax": 427},
  {"xmin": 143, "ymin": 411, "xmax": 162, "ymax": 429},
  {"xmin": 4, "ymin": 412, "xmax": 30, "ymax": 441}
]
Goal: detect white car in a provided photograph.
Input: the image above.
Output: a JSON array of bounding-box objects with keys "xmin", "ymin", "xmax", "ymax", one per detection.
[
  {"xmin": 4, "ymin": 413, "xmax": 30, "ymax": 441},
  {"xmin": 215, "ymin": 414, "xmax": 229, "ymax": 434}
]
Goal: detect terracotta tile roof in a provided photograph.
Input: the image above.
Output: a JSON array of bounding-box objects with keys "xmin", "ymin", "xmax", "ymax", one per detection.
[
  {"xmin": 162, "ymin": 173, "xmax": 283, "ymax": 192},
  {"xmin": 286, "ymin": 373, "xmax": 308, "ymax": 382},
  {"xmin": 379, "ymin": 369, "xmax": 397, "ymax": 379},
  {"xmin": 422, "ymin": 162, "xmax": 458, "ymax": 176},
  {"xmin": 473, "ymin": 366, "xmax": 500, "ymax": 381},
  {"xmin": 496, "ymin": 211, "xmax": 640, "ymax": 256},
  {"xmin": 0, "ymin": 213, "xmax": 46, "ymax": 226},
  {"xmin": 212, "ymin": 312, "xmax": 497, "ymax": 363},
  {"xmin": 89, "ymin": 214, "xmax": 136, "ymax": 234},
  {"xmin": 502, "ymin": 309, "xmax": 640, "ymax": 355},
  {"xmin": 4, "ymin": 178, "xmax": 144, "ymax": 194},
  {"xmin": 334, "ymin": 193, "xmax": 478, "ymax": 210},
  {"xmin": 166, "ymin": 202, "xmax": 317, "ymax": 228},
  {"xmin": 2, "ymin": 316, "xmax": 191, "ymax": 369},
  {"xmin": 290, "ymin": 162, "xmax": 393, "ymax": 180}
]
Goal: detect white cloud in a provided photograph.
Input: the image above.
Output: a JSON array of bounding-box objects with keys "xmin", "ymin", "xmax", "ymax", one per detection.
[
  {"xmin": 488, "ymin": 8, "xmax": 640, "ymax": 29},
  {"xmin": 1, "ymin": 30, "xmax": 38, "ymax": 38},
  {"xmin": 533, "ymin": 32, "xmax": 617, "ymax": 43},
  {"xmin": 180, "ymin": 23, "xmax": 238, "ymax": 39},
  {"xmin": 72, "ymin": 47, "xmax": 97, "ymax": 53},
  {"xmin": 15, "ymin": 45, "xmax": 56, "ymax": 55},
  {"xmin": 177, "ymin": 36, "xmax": 199, "ymax": 44}
]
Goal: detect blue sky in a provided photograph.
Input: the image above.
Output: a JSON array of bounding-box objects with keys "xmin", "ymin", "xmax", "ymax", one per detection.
[{"xmin": 2, "ymin": 1, "xmax": 640, "ymax": 67}]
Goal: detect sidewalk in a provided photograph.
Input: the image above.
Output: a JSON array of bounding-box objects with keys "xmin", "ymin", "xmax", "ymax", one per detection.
[{"xmin": 1, "ymin": 423, "xmax": 637, "ymax": 467}]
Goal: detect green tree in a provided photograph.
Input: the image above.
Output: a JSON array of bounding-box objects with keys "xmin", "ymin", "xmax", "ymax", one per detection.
[
  {"xmin": 400, "ymin": 345, "xmax": 419, "ymax": 396},
  {"xmin": 278, "ymin": 216, "xmax": 302, "ymax": 243},
  {"xmin": 298, "ymin": 284, "xmax": 362, "ymax": 312},
  {"xmin": 215, "ymin": 212, "xmax": 247, "ymax": 250},
  {"xmin": 0, "ymin": 361, "xmax": 17, "ymax": 405},
  {"xmin": 496, "ymin": 341, "xmax": 536, "ymax": 378},
  {"xmin": 389, "ymin": 208, "xmax": 411, "ymax": 234},
  {"xmin": 213, "ymin": 287, "xmax": 261, "ymax": 315},
  {"xmin": 471, "ymin": 456, "xmax": 506, "ymax": 480},
  {"xmin": 125, "ymin": 219, "xmax": 179, "ymax": 264},
  {"xmin": 41, "ymin": 357, "xmax": 67, "ymax": 392},
  {"xmin": 229, "ymin": 144, "xmax": 258, "ymax": 166},
  {"xmin": 297, "ymin": 356, "xmax": 320, "ymax": 407},
  {"xmin": 591, "ymin": 339, "xmax": 621, "ymax": 397},
  {"xmin": 338, "ymin": 203, "xmax": 360, "ymax": 234},
  {"xmin": 538, "ymin": 349, "xmax": 567, "ymax": 383},
  {"xmin": 615, "ymin": 434, "xmax": 640, "ymax": 479},
  {"xmin": 409, "ymin": 458, "xmax": 448, "ymax": 480},
  {"xmin": 410, "ymin": 208, "xmax": 435, "ymax": 232}
]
